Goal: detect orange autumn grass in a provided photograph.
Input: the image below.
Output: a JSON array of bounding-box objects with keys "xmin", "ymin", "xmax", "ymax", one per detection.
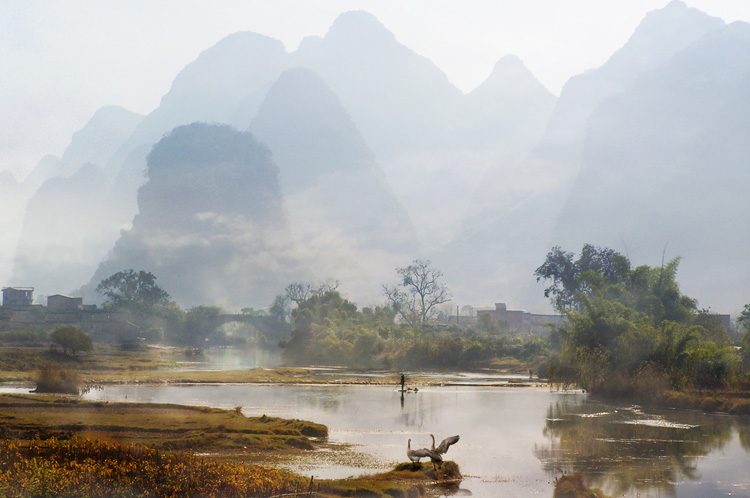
[{"xmin": 0, "ymin": 436, "xmax": 309, "ymax": 498}]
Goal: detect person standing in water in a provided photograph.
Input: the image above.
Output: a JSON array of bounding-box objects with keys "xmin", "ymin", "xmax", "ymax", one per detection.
[{"xmin": 400, "ymin": 373, "xmax": 405, "ymax": 391}]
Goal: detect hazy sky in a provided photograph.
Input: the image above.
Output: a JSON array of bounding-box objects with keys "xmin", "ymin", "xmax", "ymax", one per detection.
[{"xmin": 3, "ymin": 0, "xmax": 750, "ymax": 180}]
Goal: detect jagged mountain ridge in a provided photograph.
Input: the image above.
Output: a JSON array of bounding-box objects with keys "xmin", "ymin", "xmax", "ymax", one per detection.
[
  {"xmin": 6, "ymin": 9, "xmax": 553, "ymax": 307},
  {"xmin": 5, "ymin": 2, "xmax": 747, "ymax": 314},
  {"xmin": 11, "ymin": 164, "xmax": 113, "ymax": 295},
  {"xmin": 441, "ymin": 1, "xmax": 739, "ymax": 312},
  {"xmin": 551, "ymin": 19, "xmax": 750, "ymax": 311},
  {"xmin": 292, "ymin": 10, "xmax": 463, "ymax": 160},
  {"xmin": 4, "ymin": 106, "xmax": 144, "ymax": 293},
  {"xmin": 249, "ymin": 68, "xmax": 418, "ymax": 302}
]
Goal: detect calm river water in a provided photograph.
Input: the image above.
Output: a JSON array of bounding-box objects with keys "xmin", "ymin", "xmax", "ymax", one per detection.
[{"xmin": 80, "ymin": 382, "xmax": 750, "ymax": 498}]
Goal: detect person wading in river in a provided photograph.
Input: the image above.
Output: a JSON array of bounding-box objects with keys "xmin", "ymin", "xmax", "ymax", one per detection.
[{"xmin": 400, "ymin": 373, "xmax": 405, "ymax": 391}]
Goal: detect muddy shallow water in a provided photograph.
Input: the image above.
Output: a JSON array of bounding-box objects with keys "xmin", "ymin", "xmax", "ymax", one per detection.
[{"xmin": 79, "ymin": 383, "xmax": 750, "ymax": 497}]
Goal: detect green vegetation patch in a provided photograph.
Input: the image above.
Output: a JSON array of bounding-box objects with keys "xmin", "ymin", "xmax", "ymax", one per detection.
[{"xmin": 537, "ymin": 244, "xmax": 749, "ymax": 400}]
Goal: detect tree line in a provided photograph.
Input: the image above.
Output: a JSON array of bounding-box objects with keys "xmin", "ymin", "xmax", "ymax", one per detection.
[
  {"xmin": 536, "ymin": 244, "xmax": 750, "ymax": 397},
  {"xmin": 33, "ymin": 247, "xmax": 750, "ymax": 390},
  {"xmin": 34, "ymin": 262, "xmax": 548, "ymax": 371}
]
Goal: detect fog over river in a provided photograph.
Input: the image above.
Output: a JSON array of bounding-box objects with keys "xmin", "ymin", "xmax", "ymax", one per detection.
[{"xmin": 81, "ymin": 382, "xmax": 750, "ymax": 497}]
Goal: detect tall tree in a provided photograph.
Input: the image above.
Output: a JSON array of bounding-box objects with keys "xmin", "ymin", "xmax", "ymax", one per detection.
[
  {"xmin": 96, "ymin": 270, "xmax": 170, "ymax": 314},
  {"xmin": 738, "ymin": 304, "xmax": 750, "ymax": 334},
  {"xmin": 739, "ymin": 304, "xmax": 750, "ymax": 365},
  {"xmin": 539, "ymin": 244, "xmax": 735, "ymax": 395},
  {"xmin": 383, "ymin": 259, "xmax": 451, "ymax": 329},
  {"xmin": 535, "ymin": 244, "xmax": 629, "ymax": 311}
]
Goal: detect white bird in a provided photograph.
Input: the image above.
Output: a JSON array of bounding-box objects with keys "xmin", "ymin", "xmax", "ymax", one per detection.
[
  {"xmin": 407, "ymin": 439, "xmax": 431, "ymax": 466},
  {"xmin": 430, "ymin": 434, "xmax": 460, "ymax": 455}
]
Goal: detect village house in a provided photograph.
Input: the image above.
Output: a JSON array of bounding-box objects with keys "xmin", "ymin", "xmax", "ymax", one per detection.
[
  {"xmin": 1, "ymin": 287, "xmax": 34, "ymax": 308},
  {"xmin": 477, "ymin": 303, "xmax": 566, "ymax": 335},
  {"xmin": 0, "ymin": 285, "xmax": 139, "ymax": 341},
  {"xmin": 47, "ymin": 294, "xmax": 83, "ymax": 312}
]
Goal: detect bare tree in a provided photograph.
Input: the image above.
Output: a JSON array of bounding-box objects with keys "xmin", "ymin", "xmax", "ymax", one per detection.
[
  {"xmin": 285, "ymin": 282, "xmax": 313, "ymax": 305},
  {"xmin": 315, "ymin": 278, "xmax": 340, "ymax": 296},
  {"xmin": 383, "ymin": 259, "xmax": 451, "ymax": 329},
  {"xmin": 286, "ymin": 279, "xmax": 341, "ymax": 305}
]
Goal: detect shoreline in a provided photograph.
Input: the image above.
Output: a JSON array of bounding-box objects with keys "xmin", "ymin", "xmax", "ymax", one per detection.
[
  {"xmin": 0, "ymin": 392, "xmax": 462, "ymax": 498},
  {"xmin": 0, "ymin": 369, "xmax": 548, "ymax": 390}
]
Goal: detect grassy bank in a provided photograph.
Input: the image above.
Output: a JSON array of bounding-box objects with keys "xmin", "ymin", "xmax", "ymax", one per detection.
[
  {"xmin": 659, "ymin": 389, "xmax": 750, "ymax": 416},
  {"xmin": 0, "ymin": 392, "xmax": 325, "ymax": 496},
  {"xmin": 0, "ymin": 437, "xmax": 309, "ymax": 498},
  {"xmin": 0, "ymin": 393, "xmax": 459, "ymax": 497},
  {"xmin": 0, "ymin": 345, "xmax": 180, "ymax": 383},
  {"xmin": 0, "ymin": 393, "xmax": 326, "ymax": 453},
  {"xmin": 0, "ymin": 436, "xmax": 460, "ymax": 498}
]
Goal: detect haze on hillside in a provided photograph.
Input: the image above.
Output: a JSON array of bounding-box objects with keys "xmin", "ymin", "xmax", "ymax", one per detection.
[{"xmin": 1, "ymin": 1, "xmax": 748, "ymax": 315}]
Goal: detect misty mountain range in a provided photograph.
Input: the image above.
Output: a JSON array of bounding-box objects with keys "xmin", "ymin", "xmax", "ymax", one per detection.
[{"xmin": 2, "ymin": 0, "xmax": 748, "ymax": 313}]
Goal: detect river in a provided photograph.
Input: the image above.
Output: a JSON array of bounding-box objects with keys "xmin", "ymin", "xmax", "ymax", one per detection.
[{"xmin": 80, "ymin": 381, "xmax": 750, "ymax": 498}]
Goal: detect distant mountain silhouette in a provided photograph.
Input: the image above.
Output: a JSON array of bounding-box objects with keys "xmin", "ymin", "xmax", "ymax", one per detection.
[
  {"xmin": 0, "ymin": 171, "xmax": 16, "ymax": 189},
  {"xmin": 443, "ymin": 0, "xmax": 730, "ymax": 310},
  {"xmin": 460, "ymin": 55, "xmax": 555, "ymax": 150},
  {"xmin": 0, "ymin": 155, "xmax": 58, "ymax": 287},
  {"xmin": 552, "ymin": 19, "xmax": 750, "ymax": 310},
  {"xmin": 108, "ymin": 32, "xmax": 289, "ymax": 175},
  {"xmin": 3, "ymin": 106, "xmax": 143, "ymax": 293},
  {"xmin": 11, "ymin": 164, "xmax": 112, "ymax": 294},
  {"xmin": 295, "ymin": 11, "xmax": 557, "ymax": 248},
  {"xmin": 249, "ymin": 68, "xmax": 418, "ymax": 303},
  {"xmin": 461, "ymin": 55, "xmax": 557, "ymax": 215},
  {"xmin": 103, "ymin": 32, "xmax": 292, "ymax": 244},
  {"xmin": 58, "ymin": 106, "xmax": 144, "ymax": 180},
  {"xmin": 293, "ymin": 10, "xmax": 461, "ymax": 160},
  {"xmin": 3, "ymin": 2, "xmax": 747, "ymax": 313},
  {"xmin": 83, "ymin": 123, "xmax": 306, "ymax": 308}
]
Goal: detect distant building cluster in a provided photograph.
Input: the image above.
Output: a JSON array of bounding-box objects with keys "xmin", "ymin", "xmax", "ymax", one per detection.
[
  {"xmin": 448, "ymin": 302, "xmax": 566, "ymax": 335},
  {"xmin": 480, "ymin": 303, "xmax": 567, "ymax": 336},
  {"xmin": 1, "ymin": 286, "xmax": 137, "ymax": 341},
  {"xmin": 2, "ymin": 286, "xmax": 95, "ymax": 314},
  {"xmin": 450, "ymin": 300, "xmax": 734, "ymax": 337}
]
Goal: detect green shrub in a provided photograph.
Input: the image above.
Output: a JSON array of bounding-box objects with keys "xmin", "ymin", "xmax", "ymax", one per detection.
[{"xmin": 51, "ymin": 326, "xmax": 93, "ymax": 355}]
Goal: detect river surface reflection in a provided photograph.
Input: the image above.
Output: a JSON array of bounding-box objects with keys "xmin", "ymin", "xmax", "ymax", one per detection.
[{"xmin": 81, "ymin": 384, "xmax": 750, "ymax": 497}]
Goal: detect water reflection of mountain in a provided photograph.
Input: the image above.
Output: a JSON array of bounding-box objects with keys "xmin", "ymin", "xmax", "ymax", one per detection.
[{"xmin": 535, "ymin": 400, "xmax": 747, "ymax": 497}]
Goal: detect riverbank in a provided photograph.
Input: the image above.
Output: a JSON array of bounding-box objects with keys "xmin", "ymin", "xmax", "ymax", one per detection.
[
  {"xmin": 0, "ymin": 393, "xmax": 459, "ymax": 497},
  {"xmin": 0, "ymin": 393, "xmax": 327, "ymax": 452},
  {"xmin": 0, "ymin": 345, "xmax": 540, "ymax": 387},
  {"xmin": 659, "ymin": 389, "xmax": 750, "ymax": 416},
  {"xmin": 5, "ymin": 345, "xmax": 749, "ymax": 417},
  {"xmin": 0, "ymin": 437, "xmax": 310, "ymax": 498},
  {"xmin": 0, "ymin": 435, "xmax": 458, "ymax": 498},
  {"xmin": 0, "ymin": 392, "xmax": 325, "ymax": 496}
]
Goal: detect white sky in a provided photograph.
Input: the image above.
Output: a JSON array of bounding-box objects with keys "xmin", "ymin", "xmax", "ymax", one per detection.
[{"xmin": 2, "ymin": 0, "xmax": 750, "ymax": 180}]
